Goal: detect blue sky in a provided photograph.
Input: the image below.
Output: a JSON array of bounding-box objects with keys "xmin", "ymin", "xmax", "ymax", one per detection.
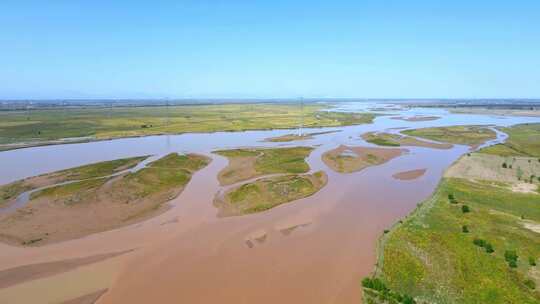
[{"xmin": 1, "ymin": 1, "xmax": 539, "ymax": 99}]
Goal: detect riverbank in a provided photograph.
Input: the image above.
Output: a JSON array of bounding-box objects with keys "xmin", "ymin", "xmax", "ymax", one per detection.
[{"xmin": 365, "ymin": 123, "xmax": 540, "ymax": 304}]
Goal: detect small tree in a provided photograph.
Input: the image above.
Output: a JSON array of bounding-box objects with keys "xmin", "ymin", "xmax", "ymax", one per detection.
[
  {"xmin": 529, "ymin": 257, "xmax": 537, "ymax": 266},
  {"xmin": 502, "ymin": 162, "xmax": 507, "ymax": 168},
  {"xmin": 473, "ymin": 238, "xmax": 486, "ymax": 247},
  {"xmin": 462, "ymin": 205, "xmax": 470, "ymax": 213},
  {"xmin": 505, "ymin": 250, "xmax": 519, "ymax": 267},
  {"xmin": 517, "ymin": 167, "xmax": 523, "ymax": 180},
  {"xmin": 462, "ymin": 225, "xmax": 469, "ymax": 233}
]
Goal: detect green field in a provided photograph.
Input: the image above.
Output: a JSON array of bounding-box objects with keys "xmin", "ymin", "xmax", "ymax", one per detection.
[
  {"xmin": 0, "ymin": 104, "xmax": 375, "ymax": 151},
  {"xmin": 365, "ymin": 124, "xmax": 540, "ymax": 304},
  {"xmin": 403, "ymin": 126, "xmax": 496, "ymax": 146}
]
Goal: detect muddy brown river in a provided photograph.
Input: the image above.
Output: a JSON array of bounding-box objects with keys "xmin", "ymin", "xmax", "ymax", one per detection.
[{"xmin": 1, "ymin": 104, "xmax": 539, "ymax": 304}]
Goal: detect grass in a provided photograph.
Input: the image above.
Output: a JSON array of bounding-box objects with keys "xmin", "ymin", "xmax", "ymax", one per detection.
[
  {"xmin": 403, "ymin": 126, "xmax": 496, "ymax": 146},
  {"xmin": 375, "ymin": 178, "xmax": 540, "ymax": 303},
  {"xmin": 114, "ymin": 153, "xmax": 210, "ymax": 201},
  {"xmin": 253, "ymin": 147, "xmax": 313, "ymax": 174},
  {"xmin": 481, "ymin": 123, "xmax": 540, "ymax": 157},
  {"xmin": 32, "ymin": 178, "xmax": 109, "ymax": 204},
  {"xmin": 219, "ymin": 171, "xmax": 327, "ymax": 215},
  {"xmin": 55, "ymin": 156, "xmax": 147, "ymax": 181},
  {"xmin": 367, "ymin": 123, "xmax": 540, "ymax": 304},
  {"xmin": 0, "ymin": 104, "xmax": 375, "ymax": 151}
]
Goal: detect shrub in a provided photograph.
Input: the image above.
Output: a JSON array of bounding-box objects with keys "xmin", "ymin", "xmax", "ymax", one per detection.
[
  {"xmin": 361, "ymin": 277, "xmax": 416, "ymax": 303},
  {"xmin": 517, "ymin": 167, "xmax": 523, "ymax": 180},
  {"xmin": 448, "ymin": 194, "xmax": 454, "ymax": 200},
  {"xmin": 484, "ymin": 243, "xmax": 494, "ymax": 253},
  {"xmin": 473, "ymin": 238, "xmax": 486, "ymax": 247},
  {"xmin": 462, "ymin": 205, "xmax": 470, "ymax": 213},
  {"xmin": 505, "ymin": 250, "xmax": 518, "ymax": 267},
  {"xmin": 462, "ymin": 225, "xmax": 469, "ymax": 233},
  {"xmin": 384, "ymin": 229, "xmax": 389, "ymax": 234},
  {"xmin": 502, "ymin": 162, "xmax": 507, "ymax": 168},
  {"xmin": 525, "ymin": 279, "xmax": 536, "ymax": 289},
  {"xmin": 529, "ymin": 256, "xmax": 537, "ymax": 266}
]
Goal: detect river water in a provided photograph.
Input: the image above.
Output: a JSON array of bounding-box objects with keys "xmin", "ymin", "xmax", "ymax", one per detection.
[{"xmin": 0, "ymin": 103, "xmax": 539, "ymax": 304}]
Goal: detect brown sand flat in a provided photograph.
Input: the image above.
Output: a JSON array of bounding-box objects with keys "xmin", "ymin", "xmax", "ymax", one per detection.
[
  {"xmin": 61, "ymin": 289, "xmax": 108, "ymax": 304},
  {"xmin": 216, "ymin": 155, "xmax": 260, "ymax": 185},
  {"xmin": 322, "ymin": 145, "xmax": 407, "ymax": 173},
  {"xmin": 0, "ymin": 250, "xmax": 131, "ymax": 289},
  {"xmin": 391, "ymin": 115, "xmax": 440, "ymax": 121},
  {"xmin": 392, "ymin": 169, "xmax": 427, "ymax": 180}
]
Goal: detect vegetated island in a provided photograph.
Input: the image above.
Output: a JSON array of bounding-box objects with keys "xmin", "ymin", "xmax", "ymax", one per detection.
[
  {"xmin": 213, "ymin": 147, "xmax": 327, "ymax": 216},
  {"xmin": 264, "ymin": 130, "xmax": 340, "ymax": 142},
  {"xmin": 362, "ymin": 132, "xmax": 453, "ymax": 149},
  {"xmin": 322, "ymin": 145, "xmax": 407, "ymax": 173},
  {"xmin": 402, "ymin": 125, "xmax": 497, "ymax": 148},
  {"xmin": 215, "ymin": 171, "xmax": 327, "ymax": 216},
  {"xmin": 213, "ymin": 146, "xmax": 313, "ymax": 185},
  {"xmin": 0, "ymin": 153, "xmax": 210, "ymax": 246},
  {"xmin": 390, "ymin": 116, "xmax": 441, "ymax": 122},
  {"xmin": 0, "ymin": 103, "xmax": 375, "ymax": 152},
  {"xmin": 363, "ymin": 123, "xmax": 540, "ymax": 304}
]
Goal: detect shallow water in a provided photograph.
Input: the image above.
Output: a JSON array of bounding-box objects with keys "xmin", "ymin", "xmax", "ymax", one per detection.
[{"xmin": 0, "ymin": 103, "xmax": 539, "ymax": 304}]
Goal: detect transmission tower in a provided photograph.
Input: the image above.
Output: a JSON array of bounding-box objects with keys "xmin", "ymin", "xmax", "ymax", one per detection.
[{"xmin": 298, "ymin": 97, "xmax": 304, "ymax": 136}]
